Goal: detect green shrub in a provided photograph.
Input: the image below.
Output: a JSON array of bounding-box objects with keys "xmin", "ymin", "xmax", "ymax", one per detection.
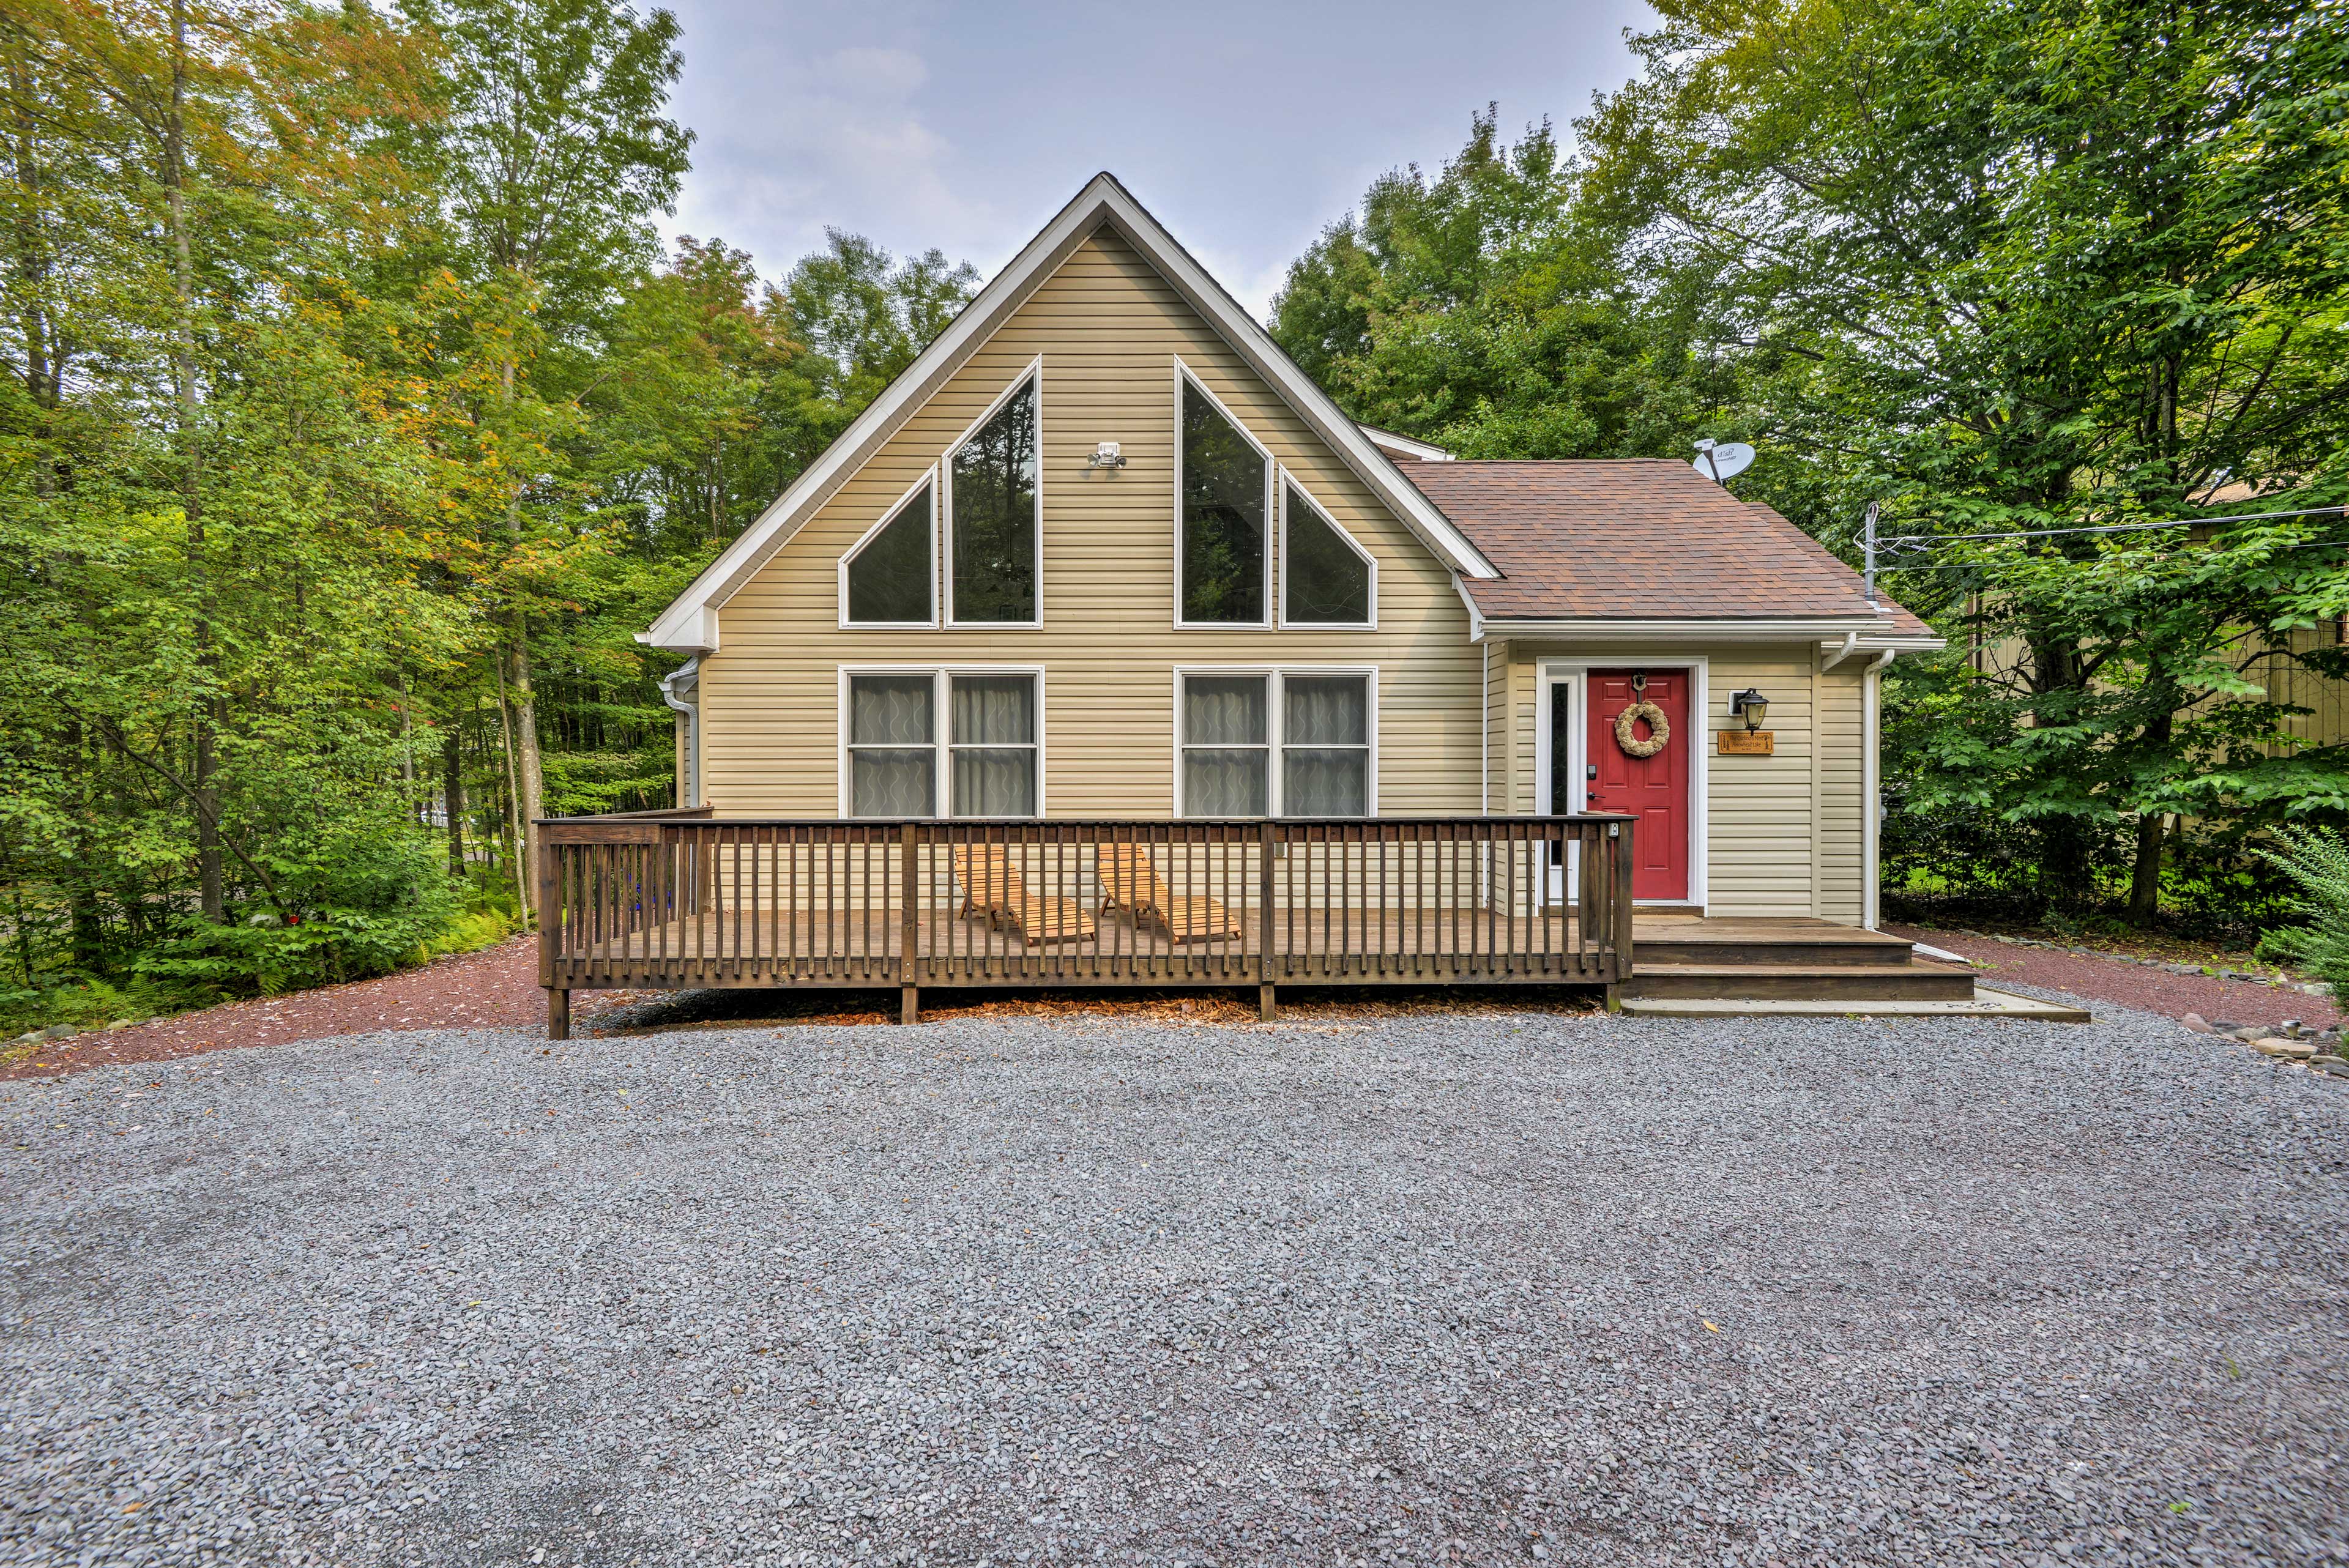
[
  {"xmin": 2255, "ymin": 827, "xmax": 2349, "ymax": 998},
  {"xmin": 136, "ymin": 819, "xmax": 466, "ymax": 996}
]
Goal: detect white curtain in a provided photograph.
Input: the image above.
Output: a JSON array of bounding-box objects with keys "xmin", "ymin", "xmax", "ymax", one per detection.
[
  {"xmin": 1183, "ymin": 750, "xmax": 1267, "ymax": 816},
  {"xmin": 1185, "ymin": 675, "xmax": 1266, "ymax": 743},
  {"xmin": 1283, "ymin": 677, "xmax": 1365, "ymax": 745}
]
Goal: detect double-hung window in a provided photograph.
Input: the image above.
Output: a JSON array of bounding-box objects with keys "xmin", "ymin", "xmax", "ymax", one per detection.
[
  {"xmin": 1177, "ymin": 669, "xmax": 1374, "ymax": 817},
  {"xmin": 844, "ymin": 669, "xmax": 1042, "ymax": 817}
]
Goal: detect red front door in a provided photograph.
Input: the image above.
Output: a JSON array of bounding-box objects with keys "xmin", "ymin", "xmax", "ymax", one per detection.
[{"xmin": 1585, "ymin": 669, "xmax": 1691, "ymax": 902}]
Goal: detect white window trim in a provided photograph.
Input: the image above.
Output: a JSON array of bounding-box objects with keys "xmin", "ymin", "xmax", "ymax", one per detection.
[
  {"xmin": 942, "ymin": 357, "xmax": 1045, "ymax": 630},
  {"xmin": 1172, "ymin": 357, "xmax": 1275, "ymax": 631},
  {"xmin": 1171, "ymin": 664, "xmax": 1379, "ymax": 818},
  {"xmin": 1533, "ymin": 656, "xmax": 1709, "ymax": 909},
  {"xmin": 836, "ymin": 664, "xmax": 1048, "ymax": 819},
  {"xmin": 1276, "ymin": 466, "xmax": 1377, "ymax": 630},
  {"xmin": 836, "ymin": 467, "xmax": 940, "ymax": 630}
]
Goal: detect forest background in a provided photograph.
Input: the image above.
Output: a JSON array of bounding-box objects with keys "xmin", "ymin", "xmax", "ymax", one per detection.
[{"xmin": 4, "ymin": 0, "xmax": 2345, "ymax": 1028}]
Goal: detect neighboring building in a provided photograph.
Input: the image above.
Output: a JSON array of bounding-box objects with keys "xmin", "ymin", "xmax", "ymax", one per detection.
[{"xmin": 639, "ymin": 174, "xmax": 1938, "ymax": 931}]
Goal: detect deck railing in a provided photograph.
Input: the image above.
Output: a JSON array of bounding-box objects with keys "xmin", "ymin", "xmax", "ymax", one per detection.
[{"xmin": 534, "ymin": 812, "xmax": 1634, "ymax": 1035}]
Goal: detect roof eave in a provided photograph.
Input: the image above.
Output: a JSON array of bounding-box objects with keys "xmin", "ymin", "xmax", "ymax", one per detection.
[{"xmin": 1467, "ymin": 615, "xmax": 1944, "ymax": 649}]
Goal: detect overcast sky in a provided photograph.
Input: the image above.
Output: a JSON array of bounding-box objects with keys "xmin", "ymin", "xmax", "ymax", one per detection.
[{"xmin": 657, "ymin": 0, "xmax": 1660, "ymax": 318}]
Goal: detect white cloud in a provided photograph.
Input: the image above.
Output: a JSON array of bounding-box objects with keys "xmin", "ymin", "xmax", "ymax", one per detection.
[{"xmin": 657, "ymin": 0, "xmax": 1660, "ymax": 302}]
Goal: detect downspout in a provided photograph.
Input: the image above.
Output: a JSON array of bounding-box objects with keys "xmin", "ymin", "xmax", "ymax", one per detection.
[
  {"xmin": 1863, "ymin": 648, "xmax": 1893, "ymax": 929},
  {"xmin": 660, "ymin": 658, "xmax": 701, "ymax": 809},
  {"xmin": 1480, "ymin": 640, "xmax": 1489, "ymax": 816},
  {"xmin": 1820, "ymin": 631, "xmax": 1860, "ymax": 671}
]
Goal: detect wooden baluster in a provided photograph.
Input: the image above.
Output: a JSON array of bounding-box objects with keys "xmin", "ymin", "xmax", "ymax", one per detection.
[{"xmin": 1614, "ymin": 819, "xmax": 1636, "ymax": 995}]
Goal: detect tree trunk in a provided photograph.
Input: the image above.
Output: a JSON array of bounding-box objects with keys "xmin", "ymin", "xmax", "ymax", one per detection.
[
  {"xmin": 2127, "ymin": 813, "xmax": 2167, "ymax": 926},
  {"xmin": 497, "ymin": 355, "xmax": 545, "ymax": 916},
  {"xmin": 165, "ymin": 0, "xmax": 221, "ymax": 921},
  {"xmin": 493, "ymin": 648, "xmax": 533, "ymax": 922},
  {"xmin": 442, "ymin": 724, "xmax": 467, "ymax": 877},
  {"xmin": 2024, "ymin": 629, "xmax": 2094, "ymax": 905},
  {"xmin": 2125, "ymin": 707, "xmax": 2177, "ymax": 926}
]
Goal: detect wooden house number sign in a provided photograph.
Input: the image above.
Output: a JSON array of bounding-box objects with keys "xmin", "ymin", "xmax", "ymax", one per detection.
[{"xmin": 1718, "ymin": 730, "xmax": 1775, "ymax": 756}]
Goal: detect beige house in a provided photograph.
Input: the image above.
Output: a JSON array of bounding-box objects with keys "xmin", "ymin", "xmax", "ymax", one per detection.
[{"xmin": 640, "ymin": 174, "xmax": 1941, "ymax": 938}]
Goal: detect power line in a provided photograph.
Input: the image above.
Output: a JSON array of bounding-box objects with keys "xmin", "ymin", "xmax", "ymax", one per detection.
[
  {"xmin": 1866, "ymin": 502, "xmax": 2349, "ymax": 589},
  {"xmin": 1878, "ymin": 503, "xmax": 2347, "ymax": 551},
  {"xmin": 1884, "ymin": 534, "xmax": 2349, "ymax": 570}
]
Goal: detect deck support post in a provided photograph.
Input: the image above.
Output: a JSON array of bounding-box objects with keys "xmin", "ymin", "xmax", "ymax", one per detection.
[
  {"xmin": 1257, "ymin": 820, "xmax": 1277, "ymax": 1023},
  {"xmin": 546, "ymin": 987, "xmax": 570, "ymax": 1041},
  {"xmin": 897, "ymin": 822, "xmax": 920, "ymax": 1025},
  {"xmin": 1603, "ymin": 984, "xmax": 1621, "ymax": 1015}
]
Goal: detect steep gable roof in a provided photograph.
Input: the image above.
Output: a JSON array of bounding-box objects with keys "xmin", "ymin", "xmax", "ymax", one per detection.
[
  {"xmin": 1404, "ymin": 460, "xmax": 1936, "ymax": 639},
  {"xmin": 642, "ymin": 173, "xmax": 1497, "ymax": 652}
]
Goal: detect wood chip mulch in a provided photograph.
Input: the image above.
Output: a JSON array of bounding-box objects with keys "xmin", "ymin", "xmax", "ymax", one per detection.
[
  {"xmin": 0, "ymin": 937, "xmax": 648, "ymax": 1082},
  {"xmin": 1888, "ymin": 923, "xmax": 2340, "ymax": 1031},
  {"xmin": 18, "ymin": 918, "xmax": 2315, "ymax": 1085},
  {"xmin": 0, "ymin": 935, "xmax": 1600, "ymax": 1081}
]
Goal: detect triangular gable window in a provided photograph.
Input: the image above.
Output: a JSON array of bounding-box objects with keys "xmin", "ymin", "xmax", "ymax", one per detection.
[
  {"xmin": 1281, "ymin": 477, "xmax": 1375, "ymax": 627},
  {"xmin": 840, "ymin": 473, "xmax": 936, "ymax": 626}
]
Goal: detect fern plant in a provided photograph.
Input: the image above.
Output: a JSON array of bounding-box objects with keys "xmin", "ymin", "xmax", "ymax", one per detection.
[{"xmin": 2257, "ymin": 827, "xmax": 2349, "ymax": 999}]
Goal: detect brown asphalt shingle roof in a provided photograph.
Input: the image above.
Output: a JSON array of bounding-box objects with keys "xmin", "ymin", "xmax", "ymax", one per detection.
[{"xmin": 1404, "ymin": 459, "xmax": 1933, "ymax": 638}]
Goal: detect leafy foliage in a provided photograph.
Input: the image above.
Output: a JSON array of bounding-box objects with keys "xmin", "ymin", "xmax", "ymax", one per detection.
[
  {"xmin": 0, "ymin": 1, "xmax": 975, "ymax": 1028},
  {"xmin": 2257, "ymin": 827, "xmax": 2349, "ymax": 998},
  {"xmin": 1280, "ymin": 0, "xmax": 2349, "ymax": 936}
]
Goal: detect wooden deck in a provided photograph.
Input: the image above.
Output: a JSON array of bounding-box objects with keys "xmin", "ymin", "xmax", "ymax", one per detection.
[
  {"xmin": 530, "ymin": 812, "xmax": 1975, "ymax": 1037},
  {"xmin": 534, "ymin": 812, "xmax": 1642, "ymax": 1035}
]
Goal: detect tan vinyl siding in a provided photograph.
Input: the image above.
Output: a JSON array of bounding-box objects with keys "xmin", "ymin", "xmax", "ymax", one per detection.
[
  {"xmin": 698, "ymin": 226, "xmax": 1481, "ymax": 817},
  {"xmin": 1815, "ymin": 664, "xmax": 1869, "ymax": 924},
  {"xmin": 1482, "ymin": 638, "xmax": 1510, "ymax": 814},
  {"xmin": 1705, "ymin": 651, "xmax": 1816, "ymax": 917}
]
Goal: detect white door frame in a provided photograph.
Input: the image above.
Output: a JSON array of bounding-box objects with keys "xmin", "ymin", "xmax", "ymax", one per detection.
[{"xmin": 1536, "ymin": 656, "xmax": 1709, "ymax": 909}]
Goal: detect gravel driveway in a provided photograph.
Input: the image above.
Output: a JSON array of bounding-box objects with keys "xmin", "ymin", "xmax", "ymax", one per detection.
[{"xmin": 4, "ymin": 1008, "xmax": 2344, "ymax": 1567}]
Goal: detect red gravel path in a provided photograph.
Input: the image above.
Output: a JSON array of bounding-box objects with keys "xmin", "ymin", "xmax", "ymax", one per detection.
[
  {"xmin": 0, "ymin": 937, "xmax": 644, "ymax": 1083},
  {"xmin": 10, "ymin": 922, "xmax": 2331, "ymax": 1083},
  {"xmin": 1886, "ymin": 923, "xmax": 2342, "ymax": 1031}
]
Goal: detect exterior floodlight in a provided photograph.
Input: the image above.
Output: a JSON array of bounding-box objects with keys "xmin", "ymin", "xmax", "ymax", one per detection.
[{"xmin": 1088, "ymin": 441, "xmax": 1126, "ymax": 469}]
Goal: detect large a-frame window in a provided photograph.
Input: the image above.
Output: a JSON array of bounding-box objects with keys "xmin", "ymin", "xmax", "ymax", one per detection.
[
  {"xmin": 947, "ymin": 366, "xmax": 1040, "ymax": 625},
  {"xmin": 1175, "ymin": 365, "xmax": 1270, "ymax": 626}
]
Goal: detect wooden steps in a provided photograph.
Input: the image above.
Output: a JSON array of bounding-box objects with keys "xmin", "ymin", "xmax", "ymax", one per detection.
[{"xmin": 1621, "ymin": 917, "xmax": 1981, "ymax": 1005}]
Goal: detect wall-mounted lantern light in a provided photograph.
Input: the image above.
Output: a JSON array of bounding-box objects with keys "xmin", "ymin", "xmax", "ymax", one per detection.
[{"xmin": 1730, "ymin": 688, "xmax": 1770, "ymax": 732}]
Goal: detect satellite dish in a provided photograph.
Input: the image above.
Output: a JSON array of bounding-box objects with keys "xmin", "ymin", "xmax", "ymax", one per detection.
[{"xmin": 1692, "ymin": 440, "xmax": 1755, "ymax": 483}]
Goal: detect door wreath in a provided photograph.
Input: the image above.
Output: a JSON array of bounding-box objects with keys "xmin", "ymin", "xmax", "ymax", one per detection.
[{"xmin": 1612, "ymin": 701, "xmax": 1670, "ymax": 759}]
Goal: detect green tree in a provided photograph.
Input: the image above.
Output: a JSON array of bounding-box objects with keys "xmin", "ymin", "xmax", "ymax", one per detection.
[
  {"xmin": 393, "ymin": 0, "xmax": 691, "ymax": 897},
  {"xmin": 1271, "ymin": 107, "xmax": 1736, "ymax": 461},
  {"xmin": 1576, "ymin": 0, "xmax": 2349, "ymax": 924},
  {"xmin": 0, "ymin": 0, "xmax": 478, "ymax": 1014}
]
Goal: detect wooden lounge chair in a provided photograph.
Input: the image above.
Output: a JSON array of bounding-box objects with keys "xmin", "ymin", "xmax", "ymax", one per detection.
[
  {"xmin": 948, "ymin": 841, "xmax": 1096, "ymax": 946},
  {"xmin": 1096, "ymin": 841, "xmax": 1243, "ymax": 945}
]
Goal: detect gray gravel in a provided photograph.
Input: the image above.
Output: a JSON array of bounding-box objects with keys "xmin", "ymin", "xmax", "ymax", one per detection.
[{"xmin": 3, "ymin": 1005, "xmax": 2346, "ymax": 1567}]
